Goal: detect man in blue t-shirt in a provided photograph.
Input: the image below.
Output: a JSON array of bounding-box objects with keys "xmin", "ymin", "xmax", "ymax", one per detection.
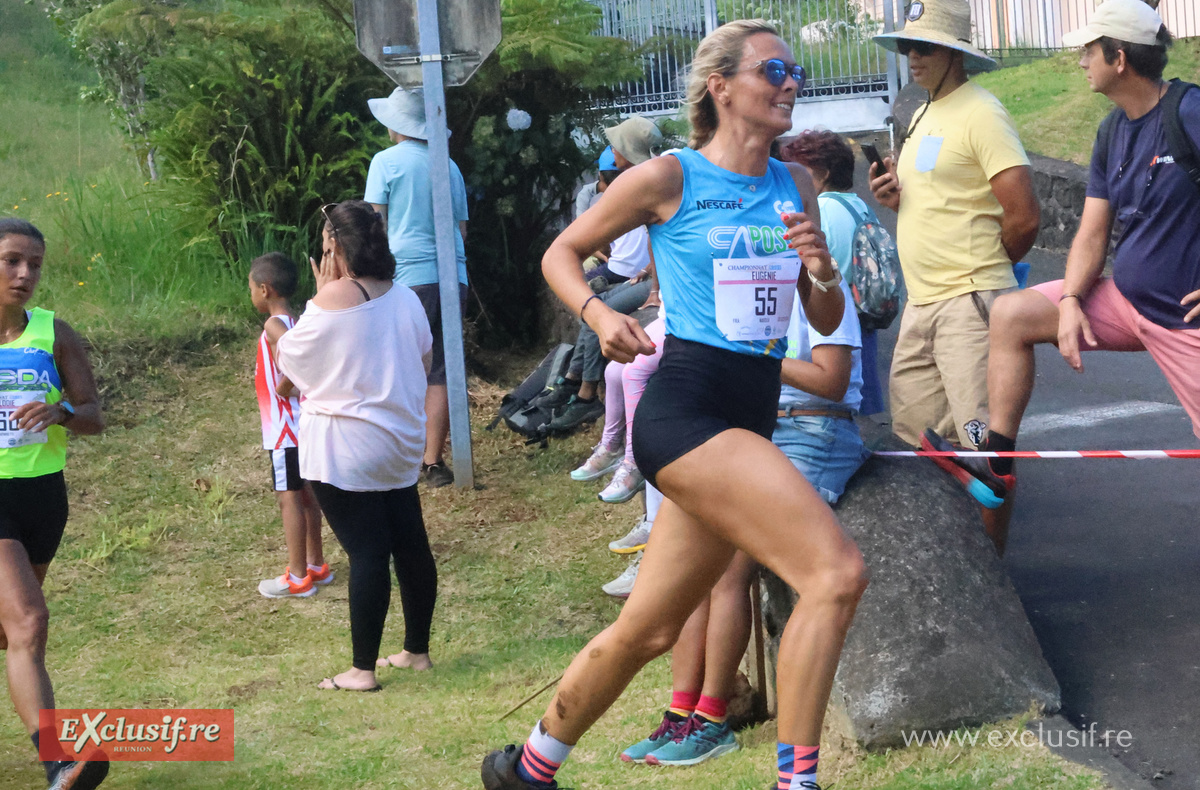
[
  {"xmin": 365, "ymin": 87, "xmax": 470, "ymax": 488},
  {"xmin": 924, "ymin": 0, "xmax": 1200, "ymax": 554}
]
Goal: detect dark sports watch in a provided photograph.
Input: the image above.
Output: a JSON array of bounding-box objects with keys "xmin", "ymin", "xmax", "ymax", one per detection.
[{"xmin": 59, "ymin": 401, "xmax": 76, "ymax": 424}]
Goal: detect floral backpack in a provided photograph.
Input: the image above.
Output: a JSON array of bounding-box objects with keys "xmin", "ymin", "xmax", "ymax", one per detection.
[{"xmin": 823, "ymin": 193, "xmax": 905, "ymax": 331}]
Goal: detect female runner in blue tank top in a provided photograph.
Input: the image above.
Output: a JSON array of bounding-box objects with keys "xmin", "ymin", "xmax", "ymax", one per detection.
[{"xmin": 482, "ymin": 20, "xmax": 867, "ymax": 790}]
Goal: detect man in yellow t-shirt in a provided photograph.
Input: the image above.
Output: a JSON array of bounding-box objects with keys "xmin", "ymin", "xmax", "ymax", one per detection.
[{"xmin": 871, "ymin": 0, "xmax": 1040, "ymax": 449}]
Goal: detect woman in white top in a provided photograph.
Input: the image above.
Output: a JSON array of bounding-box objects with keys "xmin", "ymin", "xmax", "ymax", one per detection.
[{"xmin": 276, "ymin": 200, "xmax": 436, "ymax": 691}]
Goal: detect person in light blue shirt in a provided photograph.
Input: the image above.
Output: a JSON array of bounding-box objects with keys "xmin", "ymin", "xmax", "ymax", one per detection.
[
  {"xmin": 365, "ymin": 87, "xmax": 469, "ymax": 488},
  {"xmin": 782, "ymin": 130, "xmax": 887, "ymax": 415}
]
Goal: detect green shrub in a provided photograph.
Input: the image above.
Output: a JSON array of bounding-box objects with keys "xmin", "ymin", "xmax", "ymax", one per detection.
[
  {"xmin": 48, "ymin": 0, "xmax": 644, "ymax": 345},
  {"xmin": 146, "ymin": 7, "xmax": 390, "ymax": 269},
  {"xmin": 447, "ymin": 0, "xmax": 642, "ymax": 345}
]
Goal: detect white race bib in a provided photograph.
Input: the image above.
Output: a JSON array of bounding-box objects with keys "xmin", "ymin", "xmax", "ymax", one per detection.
[
  {"xmin": 713, "ymin": 254, "xmax": 800, "ymax": 342},
  {"xmin": 0, "ymin": 390, "xmax": 48, "ymax": 449}
]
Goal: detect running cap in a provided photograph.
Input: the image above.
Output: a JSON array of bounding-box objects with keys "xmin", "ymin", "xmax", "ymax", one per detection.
[
  {"xmin": 604, "ymin": 116, "xmax": 662, "ymax": 166},
  {"xmin": 1062, "ymin": 0, "xmax": 1164, "ymax": 47},
  {"xmin": 367, "ymin": 87, "xmax": 450, "ymax": 141},
  {"xmin": 597, "ymin": 145, "xmax": 617, "ymax": 171}
]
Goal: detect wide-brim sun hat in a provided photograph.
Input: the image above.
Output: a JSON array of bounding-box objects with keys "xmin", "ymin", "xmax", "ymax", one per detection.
[
  {"xmin": 367, "ymin": 87, "xmax": 450, "ymax": 140},
  {"xmin": 873, "ymin": 0, "xmax": 998, "ymax": 73},
  {"xmin": 1062, "ymin": 0, "xmax": 1164, "ymax": 48},
  {"xmin": 604, "ymin": 116, "xmax": 663, "ymax": 165}
]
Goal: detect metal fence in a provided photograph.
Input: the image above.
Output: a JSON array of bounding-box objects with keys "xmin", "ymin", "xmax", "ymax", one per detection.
[
  {"xmin": 970, "ymin": 0, "xmax": 1198, "ymax": 56},
  {"xmin": 594, "ymin": 0, "xmax": 1198, "ymax": 116},
  {"xmin": 592, "ymin": 0, "xmax": 896, "ymax": 115}
]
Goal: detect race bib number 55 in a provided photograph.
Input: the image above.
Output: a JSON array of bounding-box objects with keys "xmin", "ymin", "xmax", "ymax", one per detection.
[
  {"xmin": 0, "ymin": 390, "xmax": 48, "ymax": 448},
  {"xmin": 713, "ymin": 255, "xmax": 800, "ymax": 341}
]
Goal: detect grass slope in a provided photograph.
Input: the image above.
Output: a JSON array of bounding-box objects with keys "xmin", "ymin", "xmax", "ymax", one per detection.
[
  {"xmin": 0, "ymin": 0, "xmax": 251, "ymax": 341},
  {"xmin": 977, "ymin": 38, "xmax": 1200, "ymax": 164},
  {"xmin": 0, "ymin": 335, "xmax": 1110, "ymax": 790},
  {"xmin": 1, "ymin": 1, "xmax": 1112, "ymax": 787}
]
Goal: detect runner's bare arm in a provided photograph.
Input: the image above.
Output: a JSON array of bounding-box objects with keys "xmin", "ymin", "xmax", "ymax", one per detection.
[
  {"xmin": 990, "ymin": 165, "xmax": 1040, "ymax": 263},
  {"xmin": 782, "ymin": 162, "xmax": 844, "ymax": 336},
  {"xmin": 543, "ymin": 157, "xmax": 680, "ymax": 362},
  {"xmin": 1058, "ymin": 197, "xmax": 1113, "ymax": 372},
  {"xmin": 265, "ymin": 317, "xmax": 298, "ymax": 399},
  {"xmin": 780, "ymin": 344, "xmax": 853, "ymax": 402},
  {"xmin": 13, "ymin": 318, "xmax": 104, "ymax": 435}
]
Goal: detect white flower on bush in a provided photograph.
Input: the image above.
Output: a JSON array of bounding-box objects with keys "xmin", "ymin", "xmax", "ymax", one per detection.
[{"xmin": 506, "ymin": 108, "xmax": 532, "ymax": 131}]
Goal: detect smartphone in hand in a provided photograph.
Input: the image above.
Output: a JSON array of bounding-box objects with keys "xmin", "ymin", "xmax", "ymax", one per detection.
[{"xmin": 861, "ymin": 143, "xmax": 887, "ymax": 175}]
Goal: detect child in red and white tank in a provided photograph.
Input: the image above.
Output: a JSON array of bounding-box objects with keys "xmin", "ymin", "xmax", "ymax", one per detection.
[{"xmin": 248, "ymin": 252, "xmax": 331, "ymax": 598}]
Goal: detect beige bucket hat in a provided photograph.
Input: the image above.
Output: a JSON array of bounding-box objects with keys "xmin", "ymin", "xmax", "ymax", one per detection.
[
  {"xmin": 874, "ymin": 0, "xmax": 998, "ymax": 73},
  {"xmin": 603, "ymin": 116, "xmax": 663, "ymax": 166}
]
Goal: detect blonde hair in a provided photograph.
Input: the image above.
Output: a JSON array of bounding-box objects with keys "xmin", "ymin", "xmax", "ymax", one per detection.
[{"xmin": 685, "ymin": 19, "xmax": 781, "ymax": 149}]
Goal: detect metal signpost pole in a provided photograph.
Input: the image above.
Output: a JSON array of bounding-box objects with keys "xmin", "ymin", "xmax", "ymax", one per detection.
[
  {"xmin": 416, "ymin": 0, "xmax": 474, "ymax": 488},
  {"xmin": 884, "ymin": 0, "xmax": 900, "ymax": 100}
]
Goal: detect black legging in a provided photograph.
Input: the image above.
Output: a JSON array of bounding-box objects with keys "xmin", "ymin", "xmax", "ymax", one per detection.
[{"xmin": 308, "ymin": 482, "xmax": 437, "ymax": 670}]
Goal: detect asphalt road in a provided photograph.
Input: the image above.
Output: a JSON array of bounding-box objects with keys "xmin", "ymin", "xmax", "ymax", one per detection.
[{"xmin": 850, "ymin": 156, "xmax": 1200, "ymax": 787}]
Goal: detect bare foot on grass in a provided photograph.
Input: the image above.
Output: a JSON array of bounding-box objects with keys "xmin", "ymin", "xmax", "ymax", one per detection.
[
  {"xmin": 317, "ymin": 667, "xmax": 380, "ymax": 691},
  {"xmin": 375, "ymin": 650, "xmax": 432, "ymax": 671}
]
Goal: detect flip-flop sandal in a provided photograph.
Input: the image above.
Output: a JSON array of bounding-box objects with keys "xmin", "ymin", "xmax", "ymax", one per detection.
[{"xmin": 319, "ymin": 678, "xmax": 382, "ymax": 692}]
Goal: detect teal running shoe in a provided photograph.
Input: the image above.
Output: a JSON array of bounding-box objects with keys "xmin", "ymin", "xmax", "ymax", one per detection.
[
  {"xmin": 645, "ymin": 717, "xmax": 738, "ymax": 766},
  {"xmin": 619, "ymin": 712, "xmax": 687, "ymax": 763}
]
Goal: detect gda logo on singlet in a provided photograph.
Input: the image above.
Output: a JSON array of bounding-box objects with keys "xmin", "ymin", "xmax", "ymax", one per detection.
[
  {"xmin": 707, "ymin": 225, "xmax": 790, "ymax": 256},
  {"xmin": 0, "ymin": 368, "xmax": 54, "ymax": 390}
]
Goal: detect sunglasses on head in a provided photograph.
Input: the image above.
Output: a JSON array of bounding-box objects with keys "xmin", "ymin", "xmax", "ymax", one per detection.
[
  {"xmin": 747, "ymin": 58, "xmax": 807, "ymax": 91},
  {"xmin": 320, "ymin": 202, "xmax": 339, "ymax": 235},
  {"xmin": 897, "ymin": 40, "xmax": 939, "ymax": 56}
]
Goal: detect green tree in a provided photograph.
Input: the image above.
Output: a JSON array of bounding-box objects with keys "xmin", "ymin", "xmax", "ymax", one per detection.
[{"xmin": 446, "ymin": 0, "xmax": 641, "ymax": 343}]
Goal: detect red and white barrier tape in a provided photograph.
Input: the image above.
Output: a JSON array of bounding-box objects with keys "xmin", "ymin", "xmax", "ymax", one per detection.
[{"xmin": 874, "ymin": 449, "xmax": 1200, "ymax": 459}]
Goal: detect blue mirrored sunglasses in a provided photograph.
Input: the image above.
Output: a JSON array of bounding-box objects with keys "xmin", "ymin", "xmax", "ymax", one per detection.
[{"xmin": 753, "ymin": 58, "xmax": 807, "ymax": 91}]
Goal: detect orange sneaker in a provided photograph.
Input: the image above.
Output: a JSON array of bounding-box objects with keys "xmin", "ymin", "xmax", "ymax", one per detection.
[
  {"xmin": 307, "ymin": 563, "xmax": 334, "ymax": 586},
  {"xmin": 257, "ymin": 568, "xmax": 316, "ymax": 598}
]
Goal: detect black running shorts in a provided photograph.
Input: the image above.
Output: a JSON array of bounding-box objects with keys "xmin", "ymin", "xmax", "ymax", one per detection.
[
  {"xmin": 0, "ymin": 471, "xmax": 69, "ymax": 565},
  {"xmin": 631, "ymin": 335, "xmax": 781, "ymax": 488}
]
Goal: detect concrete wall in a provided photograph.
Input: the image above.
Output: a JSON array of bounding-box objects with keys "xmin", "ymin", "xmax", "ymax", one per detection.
[{"xmin": 1029, "ymin": 152, "xmax": 1091, "ymax": 252}]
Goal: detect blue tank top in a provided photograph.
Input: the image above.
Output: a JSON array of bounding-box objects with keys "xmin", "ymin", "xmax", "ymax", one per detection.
[{"xmin": 648, "ymin": 148, "xmax": 805, "ymax": 359}]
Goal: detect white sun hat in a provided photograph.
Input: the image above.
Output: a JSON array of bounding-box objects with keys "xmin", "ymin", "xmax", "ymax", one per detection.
[
  {"xmin": 1062, "ymin": 0, "xmax": 1164, "ymax": 48},
  {"xmin": 367, "ymin": 87, "xmax": 450, "ymax": 140},
  {"xmin": 873, "ymin": 0, "xmax": 998, "ymax": 73}
]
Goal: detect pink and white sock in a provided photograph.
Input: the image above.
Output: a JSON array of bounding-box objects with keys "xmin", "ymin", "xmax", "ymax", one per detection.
[{"xmin": 516, "ymin": 720, "xmax": 573, "ymax": 786}]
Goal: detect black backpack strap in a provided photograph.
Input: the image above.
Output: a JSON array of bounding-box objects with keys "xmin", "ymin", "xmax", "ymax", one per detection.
[{"xmin": 1162, "ymin": 79, "xmax": 1200, "ymax": 191}]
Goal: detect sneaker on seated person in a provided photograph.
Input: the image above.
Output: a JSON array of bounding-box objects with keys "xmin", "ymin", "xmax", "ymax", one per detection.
[
  {"xmin": 598, "ymin": 459, "xmax": 644, "ymax": 504},
  {"xmin": 571, "ymin": 442, "xmax": 623, "ymax": 482},
  {"xmin": 608, "ymin": 516, "xmax": 651, "ymax": 554},
  {"xmin": 545, "ymin": 394, "xmax": 605, "ymax": 433},
  {"xmin": 601, "ymin": 551, "xmax": 641, "ymax": 598}
]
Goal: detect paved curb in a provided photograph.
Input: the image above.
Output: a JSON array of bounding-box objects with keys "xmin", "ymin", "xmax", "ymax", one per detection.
[{"xmin": 1027, "ymin": 716, "xmax": 1156, "ymax": 790}]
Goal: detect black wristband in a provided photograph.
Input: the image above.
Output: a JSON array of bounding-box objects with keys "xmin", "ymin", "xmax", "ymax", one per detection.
[{"xmin": 580, "ymin": 294, "xmax": 601, "ymax": 321}]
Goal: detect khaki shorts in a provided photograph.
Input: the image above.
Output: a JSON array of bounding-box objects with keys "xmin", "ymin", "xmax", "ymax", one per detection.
[{"xmin": 889, "ymin": 289, "xmax": 1013, "ymax": 448}]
